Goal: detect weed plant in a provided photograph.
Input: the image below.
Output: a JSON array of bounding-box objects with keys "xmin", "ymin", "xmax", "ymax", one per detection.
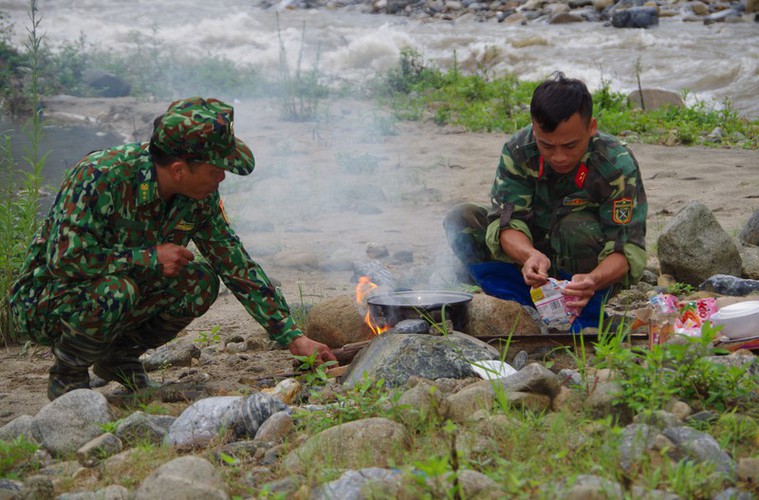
[
  {"xmin": 0, "ymin": 0, "xmax": 46, "ymax": 344},
  {"xmin": 594, "ymin": 322, "xmax": 757, "ymax": 414},
  {"xmin": 275, "ymin": 16, "xmax": 328, "ymax": 122},
  {"xmin": 0, "ymin": 435, "xmax": 39, "ymax": 479}
]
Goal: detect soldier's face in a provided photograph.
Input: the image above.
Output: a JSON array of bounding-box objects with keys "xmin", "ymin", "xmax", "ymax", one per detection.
[
  {"xmin": 532, "ymin": 113, "xmax": 597, "ymax": 175},
  {"xmin": 181, "ymin": 162, "xmax": 226, "ymax": 200}
]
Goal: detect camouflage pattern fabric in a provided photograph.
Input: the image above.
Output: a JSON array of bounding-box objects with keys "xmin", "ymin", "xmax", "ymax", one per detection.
[
  {"xmin": 446, "ymin": 126, "xmax": 648, "ymax": 285},
  {"xmin": 151, "ymin": 96, "xmax": 255, "ymax": 175},
  {"xmin": 10, "ymin": 142, "xmax": 303, "ymax": 358}
]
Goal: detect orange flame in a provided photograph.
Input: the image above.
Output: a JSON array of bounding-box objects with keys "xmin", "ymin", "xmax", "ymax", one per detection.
[{"xmin": 355, "ymin": 276, "xmax": 388, "ymax": 335}]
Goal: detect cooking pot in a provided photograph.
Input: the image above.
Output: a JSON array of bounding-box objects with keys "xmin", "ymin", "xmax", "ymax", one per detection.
[{"xmin": 366, "ymin": 290, "xmax": 473, "ymax": 331}]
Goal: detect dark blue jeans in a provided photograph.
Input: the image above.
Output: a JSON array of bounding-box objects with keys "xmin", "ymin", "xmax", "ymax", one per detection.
[{"xmin": 469, "ymin": 261, "xmax": 610, "ymax": 332}]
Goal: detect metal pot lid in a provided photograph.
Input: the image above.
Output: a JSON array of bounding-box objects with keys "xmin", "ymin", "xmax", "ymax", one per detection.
[{"xmin": 366, "ymin": 290, "xmax": 473, "ymax": 308}]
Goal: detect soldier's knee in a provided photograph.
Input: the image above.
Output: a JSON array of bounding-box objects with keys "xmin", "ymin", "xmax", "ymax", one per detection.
[
  {"xmin": 443, "ymin": 202, "xmax": 487, "ymax": 235},
  {"xmin": 96, "ymin": 276, "xmax": 139, "ymax": 315}
]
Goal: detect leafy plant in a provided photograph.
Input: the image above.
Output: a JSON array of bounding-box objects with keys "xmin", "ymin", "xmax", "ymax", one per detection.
[
  {"xmin": 292, "ymin": 350, "xmax": 336, "ymax": 388},
  {"xmin": 275, "ymin": 16, "xmax": 327, "ymax": 122},
  {"xmin": 665, "ymin": 282, "xmax": 696, "ymax": 297},
  {"xmin": 194, "ymin": 324, "xmax": 222, "ymax": 347},
  {"xmin": 0, "ymin": 0, "xmax": 47, "ymax": 345},
  {"xmin": 594, "ymin": 321, "xmax": 757, "ymax": 413},
  {"xmin": 0, "ymin": 435, "xmax": 39, "ymax": 478}
]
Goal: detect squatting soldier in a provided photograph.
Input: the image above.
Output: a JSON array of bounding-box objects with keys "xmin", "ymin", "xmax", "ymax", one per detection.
[
  {"xmin": 10, "ymin": 96, "xmax": 336, "ymax": 400},
  {"xmin": 444, "ymin": 72, "xmax": 647, "ymax": 330}
]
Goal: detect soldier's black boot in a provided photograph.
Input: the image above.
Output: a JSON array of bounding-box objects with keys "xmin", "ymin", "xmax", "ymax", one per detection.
[
  {"xmin": 47, "ymin": 357, "xmax": 91, "ymax": 401},
  {"xmin": 92, "ymin": 341, "xmax": 152, "ymax": 392}
]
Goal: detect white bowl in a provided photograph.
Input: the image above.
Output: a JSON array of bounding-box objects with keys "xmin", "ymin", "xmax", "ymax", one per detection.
[{"xmin": 710, "ymin": 301, "xmax": 759, "ymax": 340}]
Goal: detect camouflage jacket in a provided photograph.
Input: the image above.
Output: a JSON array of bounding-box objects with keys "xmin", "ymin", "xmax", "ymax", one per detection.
[
  {"xmin": 485, "ymin": 125, "xmax": 648, "ymax": 282},
  {"xmin": 10, "ymin": 142, "xmax": 302, "ymax": 346}
]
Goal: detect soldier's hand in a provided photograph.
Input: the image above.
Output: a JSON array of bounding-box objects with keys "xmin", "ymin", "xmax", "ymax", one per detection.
[
  {"xmin": 522, "ymin": 252, "xmax": 551, "ymax": 287},
  {"xmin": 288, "ymin": 335, "xmax": 337, "ymax": 365},
  {"xmin": 156, "ymin": 243, "xmax": 195, "ymax": 277},
  {"xmin": 562, "ymin": 274, "xmax": 596, "ymax": 321}
]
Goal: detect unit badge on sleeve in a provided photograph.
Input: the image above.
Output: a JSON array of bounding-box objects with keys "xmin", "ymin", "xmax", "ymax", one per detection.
[{"xmin": 612, "ymin": 197, "xmax": 633, "ymax": 224}]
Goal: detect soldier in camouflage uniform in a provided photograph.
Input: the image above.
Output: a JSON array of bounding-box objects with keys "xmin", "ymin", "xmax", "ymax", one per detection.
[
  {"xmin": 10, "ymin": 96, "xmax": 336, "ymax": 400},
  {"xmin": 444, "ymin": 73, "xmax": 647, "ymax": 330}
]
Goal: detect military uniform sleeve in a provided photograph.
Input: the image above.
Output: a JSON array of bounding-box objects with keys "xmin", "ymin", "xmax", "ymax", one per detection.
[
  {"xmin": 484, "ymin": 140, "xmax": 536, "ymax": 261},
  {"xmin": 40, "ymin": 165, "xmax": 160, "ymax": 281},
  {"xmin": 192, "ymin": 195, "xmax": 303, "ymax": 346},
  {"xmin": 595, "ymin": 144, "xmax": 648, "ymax": 284}
]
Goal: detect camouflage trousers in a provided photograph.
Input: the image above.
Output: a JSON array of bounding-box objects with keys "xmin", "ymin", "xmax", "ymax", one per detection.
[
  {"xmin": 11, "ymin": 262, "xmax": 219, "ymax": 368},
  {"xmin": 443, "ymin": 202, "xmax": 605, "ymax": 276}
]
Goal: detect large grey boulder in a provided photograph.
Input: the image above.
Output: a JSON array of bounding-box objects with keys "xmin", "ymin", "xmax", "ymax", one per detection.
[
  {"xmin": 164, "ymin": 393, "xmax": 287, "ymax": 449},
  {"xmin": 657, "ymin": 201, "xmax": 742, "ymax": 286},
  {"xmin": 83, "ymin": 69, "xmax": 131, "ymax": 98},
  {"xmin": 32, "ymin": 389, "xmax": 112, "ymax": 456},
  {"xmin": 283, "ymin": 417, "xmax": 407, "ymax": 473},
  {"xmin": 465, "ymin": 294, "xmax": 540, "ymax": 336},
  {"xmin": 341, "ymin": 331, "xmax": 500, "ymax": 388},
  {"xmin": 627, "ymin": 88, "xmax": 685, "ymax": 112},
  {"xmin": 134, "ymin": 456, "xmax": 228, "ymax": 500},
  {"xmin": 739, "ymin": 209, "xmax": 759, "ymax": 246}
]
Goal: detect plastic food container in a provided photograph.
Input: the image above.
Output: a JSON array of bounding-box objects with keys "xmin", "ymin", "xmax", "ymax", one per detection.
[{"xmin": 710, "ymin": 301, "xmax": 759, "ymax": 340}]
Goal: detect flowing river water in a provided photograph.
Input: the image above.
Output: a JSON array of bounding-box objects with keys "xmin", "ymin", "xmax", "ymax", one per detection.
[{"xmin": 1, "ymin": 0, "xmax": 758, "ymax": 118}]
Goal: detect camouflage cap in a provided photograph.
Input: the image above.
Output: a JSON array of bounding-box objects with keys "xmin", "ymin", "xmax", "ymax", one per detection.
[{"xmin": 151, "ymin": 96, "xmax": 255, "ymax": 175}]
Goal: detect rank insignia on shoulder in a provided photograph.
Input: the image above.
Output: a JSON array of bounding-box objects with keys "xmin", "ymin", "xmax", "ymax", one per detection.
[
  {"xmin": 175, "ymin": 219, "xmax": 194, "ymax": 232},
  {"xmin": 139, "ymin": 182, "xmax": 150, "ymax": 203},
  {"xmin": 612, "ymin": 197, "xmax": 633, "ymax": 224},
  {"xmin": 563, "ymin": 197, "xmax": 587, "ymax": 207}
]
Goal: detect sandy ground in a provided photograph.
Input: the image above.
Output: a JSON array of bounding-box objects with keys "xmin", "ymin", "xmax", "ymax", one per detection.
[{"xmin": 1, "ymin": 95, "xmax": 758, "ymax": 426}]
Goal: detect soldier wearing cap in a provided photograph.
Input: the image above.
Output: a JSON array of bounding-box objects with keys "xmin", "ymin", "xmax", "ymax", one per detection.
[
  {"xmin": 444, "ymin": 73, "xmax": 647, "ymax": 330},
  {"xmin": 10, "ymin": 96, "xmax": 336, "ymax": 400}
]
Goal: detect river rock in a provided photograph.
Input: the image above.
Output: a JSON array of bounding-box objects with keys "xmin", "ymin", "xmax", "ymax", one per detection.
[
  {"xmin": 76, "ymin": 433, "xmax": 123, "ymax": 467},
  {"xmin": 311, "ymin": 467, "xmax": 404, "ymax": 500},
  {"xmin": 465, "ymin": 294, "xmax": 541, "ymax": 336},
  {"xmin": 737, "ymin": 243, "xmax": 759, "ymax": 279},
  {"xmin": 657, "ymin": 201, "xmax": 742, "ymax": 286},
  {"xmin": 142, "ymin": 340, "xmax": 201, "ymax": 371},
  {"xmin": 495, "ymin": 362, "xmax": 561, "ymax": 399},
  {"xmin": 134, "ymin": 456, "xmax": 228, "ymax": 500},
  {"xmin": 662, "ymin": 426, "xmax": 736, "ymax": 480},
  {"xmin": 114, "ymin": 411, "xmax": 172, "ymax": 446},
  {"xmin": 32, "ymin": 389, "xmax": 112, "ymax": 456},
  {"xmin": 340, "ymin": 331, "xmax": 500, "ymax": 388},
  {"xmin": 253, "ymin": 410, "xmax": 293, "ymax": 444},
  {"xmin": 282, "ymin": 417, "xmax": 407, "ymax": 473},
  {"xmin": 0, "ymin": 414, "xmax": 36, "ymax": 442},
  {"xmin": 738, "ymin": 209, "xmax": 759, "ymax": 246},
  {"xmin": 83, "ymin": 69, "xmax": 131, "ymax": 97},
  {"xmin": 562, "ymin": 474, "xmax": 624, "ymax": 499},
  {"xmin": 611, "ymin": 6, "xmax": 659, "ymax": 27},
  {"xmin": 627, "ymin": 88, "xmax": 685, "ymax": 111},
  {"xmin": 165, "ymin": 393, "xmax": 287, "ymax": 449},
  {"xmin": 699, "ymin": 274, "xmax": 759, "ymax": 296},
  {"xmin": 304, "ymin": 295, "xmax": 376, "ymax": 348}
]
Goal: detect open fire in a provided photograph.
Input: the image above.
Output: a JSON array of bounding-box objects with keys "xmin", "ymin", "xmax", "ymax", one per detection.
[{"xmin": 355, "ymin": 276, "xmax": 389, "ymax": 335}]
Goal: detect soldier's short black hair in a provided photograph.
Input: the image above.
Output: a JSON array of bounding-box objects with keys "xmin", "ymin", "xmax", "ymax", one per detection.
[{"xmin": 530, "ymin": 72, "xmax": 593, "ymax": 132}]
